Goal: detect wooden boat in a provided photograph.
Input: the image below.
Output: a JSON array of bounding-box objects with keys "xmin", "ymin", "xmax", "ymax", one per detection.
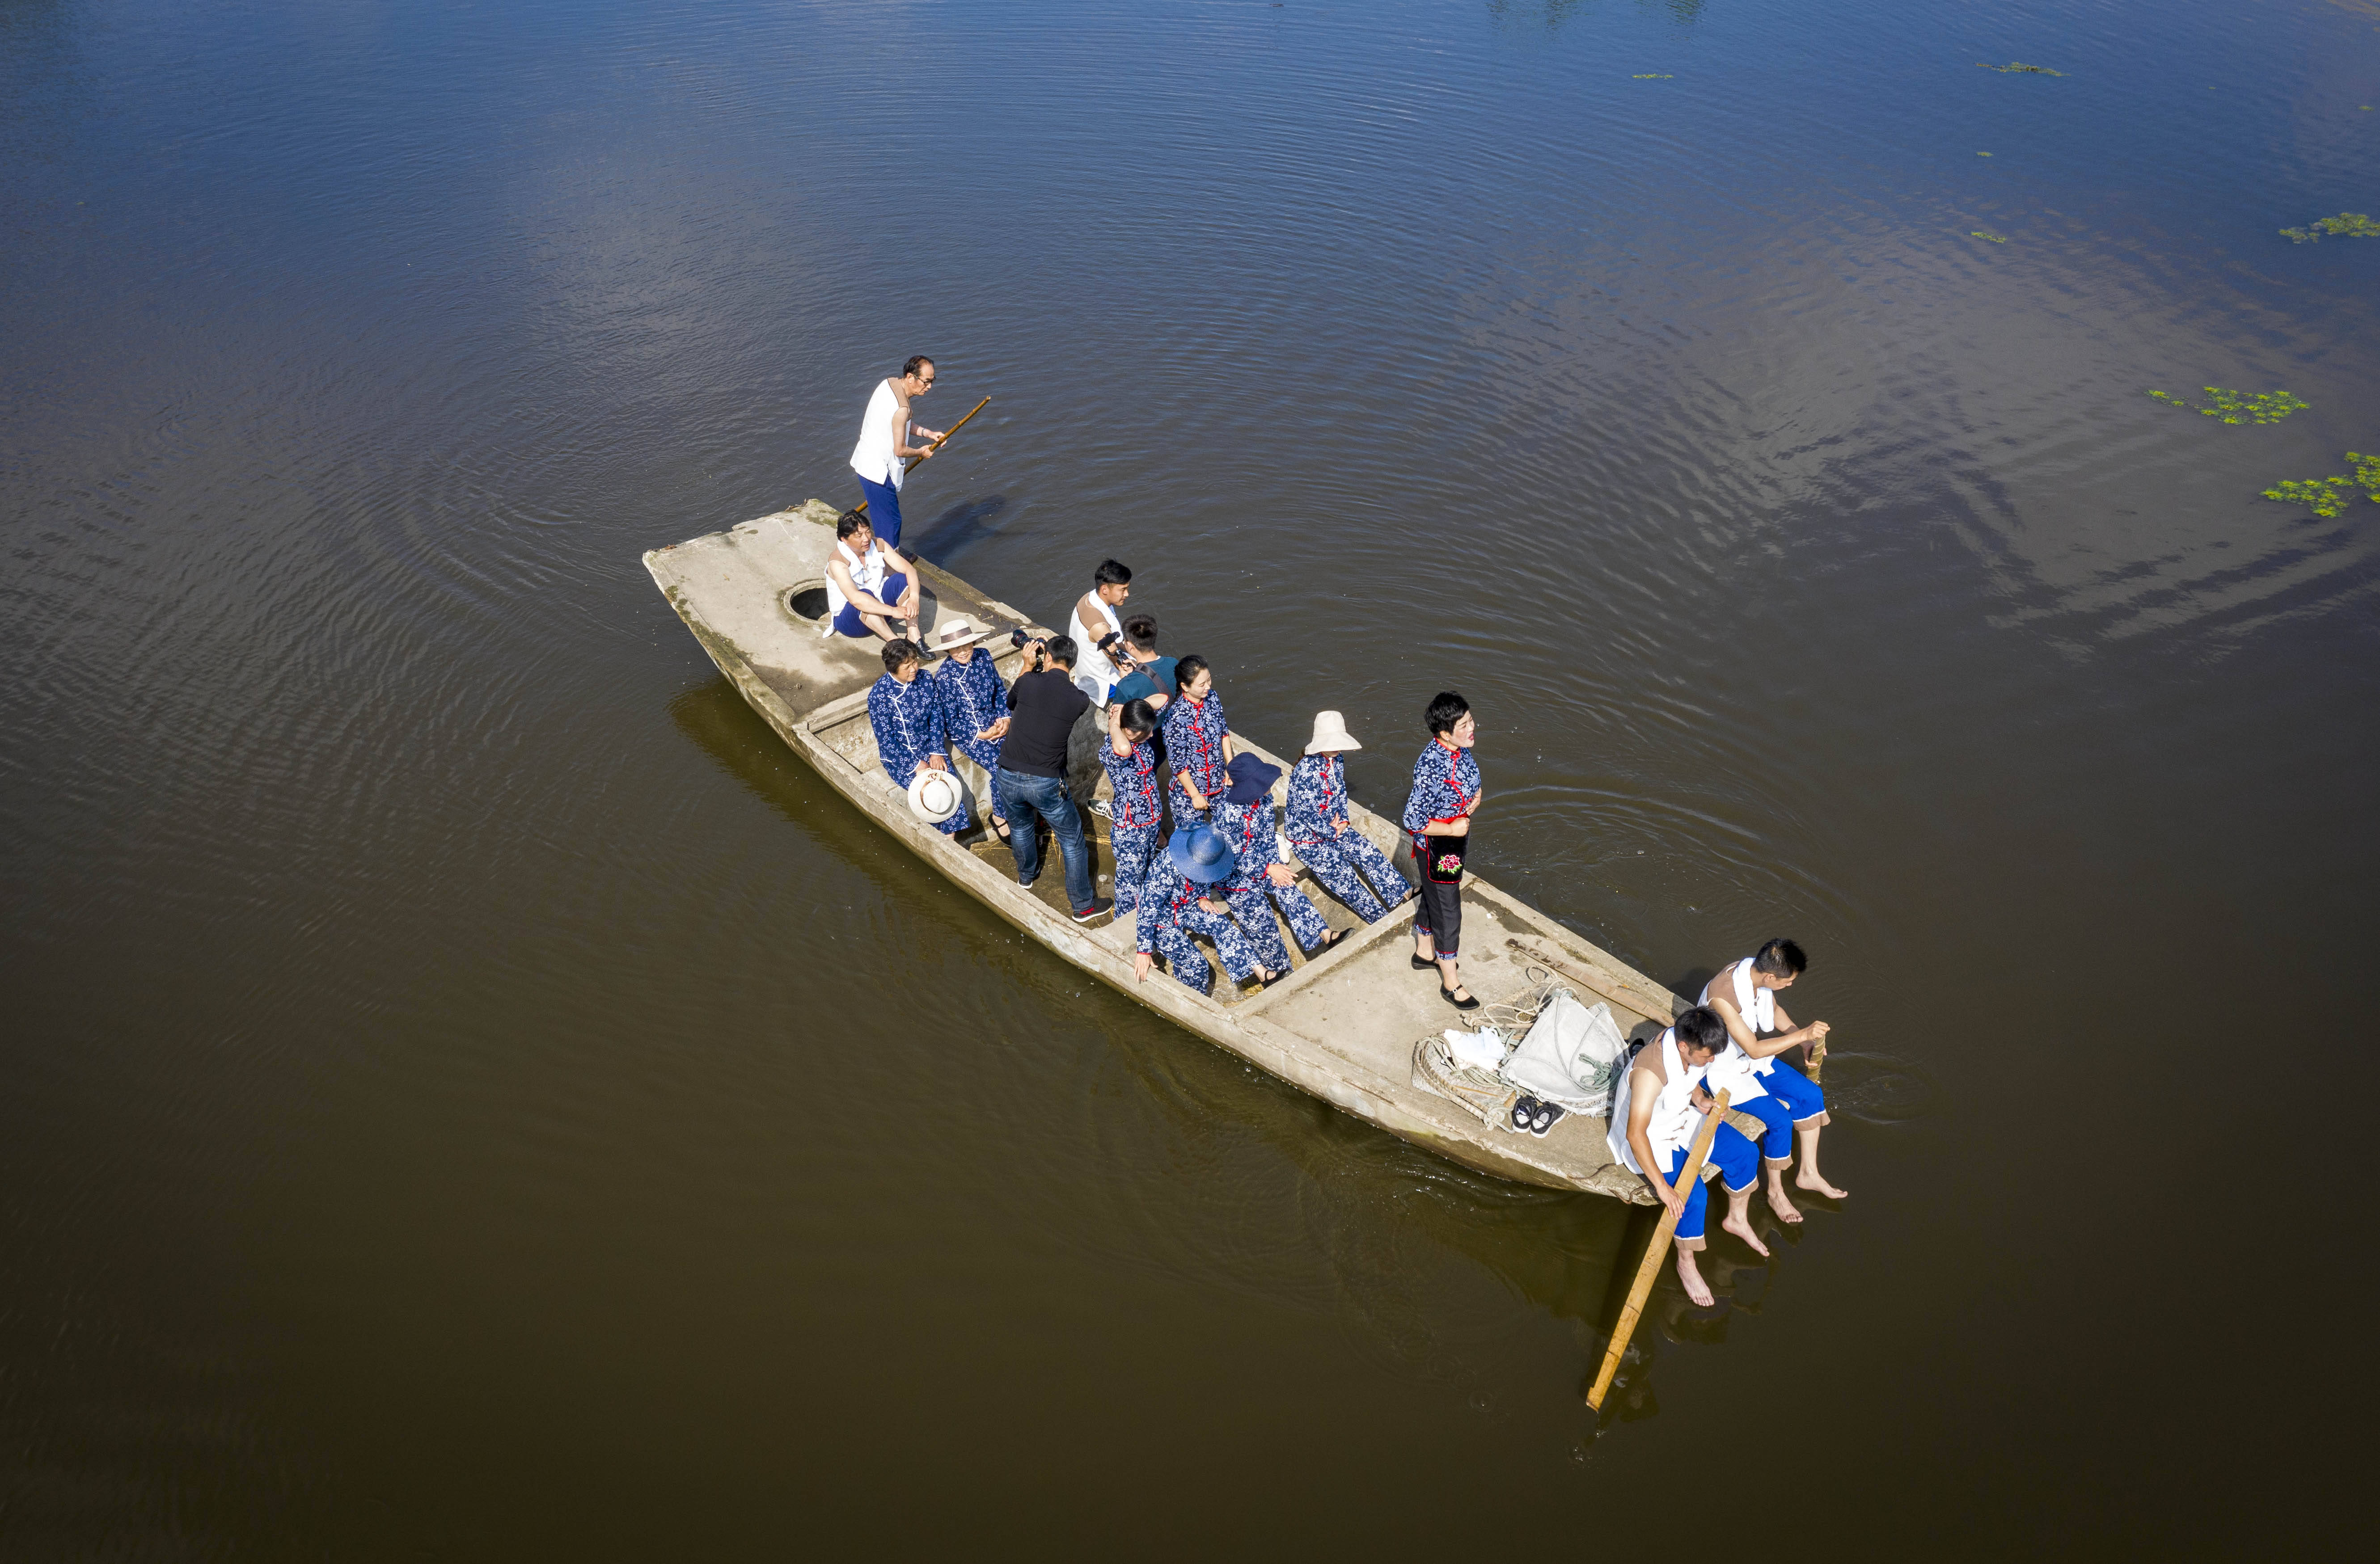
[{"xmin": 646, "ymin": 500, "xmax": 1690, "ymax": 1203}]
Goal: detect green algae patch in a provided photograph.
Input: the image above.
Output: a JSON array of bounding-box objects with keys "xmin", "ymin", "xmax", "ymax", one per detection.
[
  {"xmin": 2147, "ymin": 388, "xmax": 2308, "ymax": 425},
  {"xmin": 1977, "ymin": 62, "xmax": 2064, "ymax": 75},
  {"xmin": 2262, "ymin": 453, "xmax": 2380, "ymax": 518},
  {"xmin": 2280, "ymin": 212, "xmax": 2380, "ymax": 242},
  {"xmin": 1631, "ymin": 73, "xmax": 1674, "ymax": 78},
  {"xmin": 1970, "ymin": 229, "xmax": 2009, "ymax": 243}
]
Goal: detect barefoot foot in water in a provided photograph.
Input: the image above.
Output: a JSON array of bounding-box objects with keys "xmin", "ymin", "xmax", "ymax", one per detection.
[
  {"xmin": 1721, "ymin": 1211, "xmax": 1771, "ymax": 1258},
  {"xmin": 1796, "ymin": 1171, "xmax": 1848, "ymax": 1199},
  {"xmin": 1674, "ymin": 1251, "xmax": 1714, "ymax": 1307},
  {"xmin": 1765, "ymin": 1180, "xmax": 1803, "ymax": 1224}
]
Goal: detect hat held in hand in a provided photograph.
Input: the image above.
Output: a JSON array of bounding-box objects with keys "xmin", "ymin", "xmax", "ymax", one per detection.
[{"xmin": 908, "ymin": 767, "xmax": 964, "ymax": 826}]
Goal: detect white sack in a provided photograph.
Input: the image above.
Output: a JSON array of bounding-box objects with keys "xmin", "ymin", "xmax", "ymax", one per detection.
[{"xmin": 1496, "ymin": 989, "xmax": 1627, "ymax": 1114}]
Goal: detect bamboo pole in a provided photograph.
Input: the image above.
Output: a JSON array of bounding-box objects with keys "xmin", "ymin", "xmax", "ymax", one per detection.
[
  {"xmin": 848, "ymin": 396, "xmax": 992, "ymax": 519},
  {"xmin": 1585, "ymin": 1087, "xmax": 1733, "ymax": 1412},
  {"xmin": 1807, "ymin": 1033, "xmax": 1828, "ymax": 1084}
]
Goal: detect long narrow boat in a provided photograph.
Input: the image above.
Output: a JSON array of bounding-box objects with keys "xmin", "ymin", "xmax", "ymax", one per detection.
[{"xmin": 647, "ymin": 500, "xmax": 1688, "ymax": 1203}]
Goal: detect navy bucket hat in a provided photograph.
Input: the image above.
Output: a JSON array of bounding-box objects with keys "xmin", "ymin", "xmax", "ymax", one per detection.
[
  {"xmin": 1167, "ymin": 823, "xmax": 1238, "ymax": 884},
  {"xmin": 1223, "ymin": 753, "xmax": 1281, "ymax": 806}
]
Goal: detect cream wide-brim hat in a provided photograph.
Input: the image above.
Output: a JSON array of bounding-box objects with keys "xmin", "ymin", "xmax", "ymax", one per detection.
[
  {"xmin": 908, "ymin": 767, "xmax": 965, "ymax": 825},
  {"xmin": 928, "ymin": 615, "xmax": 987, "ymax": 652},
  {"xmin": 1305, "ymin": 710, "xmax": 1361, "ymax": 754}
]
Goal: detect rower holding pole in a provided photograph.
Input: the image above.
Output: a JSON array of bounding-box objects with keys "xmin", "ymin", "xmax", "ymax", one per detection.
[
  {"xmin": 846, "ymin": 356, "xmax": 989, "ymax": 548},
  {"xmin": 1588, "ymin": 1005, "xmax": 1767, "ymax": 1410},
  {"xmin": 1589, "ymin": 1082, "xmax": 1732, "ymax": 1412}
]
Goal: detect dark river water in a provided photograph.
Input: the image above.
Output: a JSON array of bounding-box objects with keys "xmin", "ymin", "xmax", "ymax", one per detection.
[{"xmin": 6, "ymin": 0, "xmax": 2377, "ymax": 1555}]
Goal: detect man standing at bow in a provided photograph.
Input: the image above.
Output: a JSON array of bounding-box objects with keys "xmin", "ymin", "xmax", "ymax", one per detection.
[{"xmin": 848, "ymin": 356, "xmax": 945, "ymax": 549}]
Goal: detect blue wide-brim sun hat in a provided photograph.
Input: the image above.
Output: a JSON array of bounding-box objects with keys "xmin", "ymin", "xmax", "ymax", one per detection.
[
  {"xmin": 1223, "ymin": 752, "xmax": 1281, "ymax": 805},
  {"xmin": 1167, "ymin": 823, "xmax": 1238, "ymax": 884}
]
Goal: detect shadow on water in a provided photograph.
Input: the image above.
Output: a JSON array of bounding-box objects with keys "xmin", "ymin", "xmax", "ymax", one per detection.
[{"xmin": 909, "ymin": 493, "xmax": 1013, "ymax": 572}]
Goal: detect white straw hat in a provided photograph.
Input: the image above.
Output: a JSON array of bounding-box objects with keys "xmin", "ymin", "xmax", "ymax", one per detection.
[
  {"xmin": 908, "ymin": 767, "xmax": 965, "ymax": 826},
  {"xmin": 928, "ymin": 615, "xmax": 987, "ymax": 652},
  {"xmin": 1305, "ymin": 711, "xmax": 1361, "ymax": 754}
]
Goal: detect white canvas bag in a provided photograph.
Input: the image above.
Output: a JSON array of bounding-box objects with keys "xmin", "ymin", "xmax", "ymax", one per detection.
[{"xmin": 1496, "ymin": 989, "xmax": 1628, "ymax": 1114}]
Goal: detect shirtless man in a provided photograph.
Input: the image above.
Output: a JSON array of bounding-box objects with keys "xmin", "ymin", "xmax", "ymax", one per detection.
[
  {"xmin": 1700, "ymin": 937, "xmax": 1845, "ymax": 1213},
  {"xmin": 1607, "ymin": 1005, "xmax": 1766, "ymax": 1307}
]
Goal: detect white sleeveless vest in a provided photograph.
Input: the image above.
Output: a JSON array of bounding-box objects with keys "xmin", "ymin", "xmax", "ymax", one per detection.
[
  {"xmin": 1068, "ymin": 594, "xmax": 1123, "ymax": 701},
  {"xmin": 825, "ymin": 539, "xmax": 889, "ymax": 620},
  {"xmin": 850, "ymin": 379, "xmax": 905, "ymax": 489},
  {"xmin": 1606, "ymin": 1028, "xmax": 1709, "ymax": 1175},
  {"xmin": 1700, "ymin": 957, "xmax": 1780, "ymax": 1089}
]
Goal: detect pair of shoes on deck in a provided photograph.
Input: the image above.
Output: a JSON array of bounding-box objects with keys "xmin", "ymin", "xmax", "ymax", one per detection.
[{"xmin": 1508, "ymin": 1096, "xmax": 1566, "ymax": 1138}]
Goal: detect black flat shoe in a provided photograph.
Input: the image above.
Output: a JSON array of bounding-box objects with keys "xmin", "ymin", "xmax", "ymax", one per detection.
[
  {"xmin": 1510, "ymin": 1096, "xmax": 1539, "ymax": 1133},
  {"xmin": 1411, "ymin": 953, "xmax": 1437, "ymax": 970},
  {"xmin": 1317, "ymin": 928, "xmax": 1349, "ymax": 952},
  {"xmin": 1442, "ymin": 986, "xmax": 1480, "ymax": 1011}
]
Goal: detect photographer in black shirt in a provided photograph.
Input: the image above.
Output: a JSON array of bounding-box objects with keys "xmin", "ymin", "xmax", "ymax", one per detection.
[{"xmin": 996, "ymin": 636, "xmax": 1107, "ymax": 921}]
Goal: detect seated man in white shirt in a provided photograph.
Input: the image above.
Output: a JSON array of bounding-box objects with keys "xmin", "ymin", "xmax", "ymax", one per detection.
[{"xmin": 824, "ymin": 513, "xmax": 922, "ymax": 644}]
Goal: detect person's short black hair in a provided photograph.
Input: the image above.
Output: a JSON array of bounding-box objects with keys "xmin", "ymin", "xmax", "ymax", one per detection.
[
  {"xmin": 836, "ymin": 510, "xmax": 873, "ymax": 541},
  {"xmin": 1122, "ymin": 613, "xmax": 1158, "ymax": 649},
  {"xmin": 1673, "ymin": 1005, "xmax": 1727, "ymax": 1057},
  {"xmin": 1753, "ymin": 938, "xmax": 1808, "ymax": 978},
  {"xmin": 1118, "ymin": 698, "xmax": 1158, "ymax": 738},
  {"xmin": 902, "ymin": 355, "xmax": 935, "ymax": 380},
  {"xmin": 882, "ymin": 639, "xmax": 920, "ymax": 674},
  {"xmin": 1425, "ymin": 690, "xmax": 1471, "ymax": 737},
  {"xmin": 1094, "ymin": 559, "xmax": 1132, "ymax": 587},
  {"xmin": 1175, "ymin": 653, "xmax": 1210, "ymax": 688},
  {"xmin": 1044, "ymin": 634, "xmax": 1078, "ymax": 670}
]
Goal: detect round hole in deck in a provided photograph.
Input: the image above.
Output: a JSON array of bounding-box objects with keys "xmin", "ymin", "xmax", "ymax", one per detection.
[{"xmin": 785, "ymin": 583, "xmax": 831, "ymax": 621}]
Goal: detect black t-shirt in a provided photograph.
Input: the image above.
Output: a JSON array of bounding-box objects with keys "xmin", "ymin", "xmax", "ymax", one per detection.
[{"xmin": 1000, "ymin": 668, "xmax": 1091, "ymax": 779}]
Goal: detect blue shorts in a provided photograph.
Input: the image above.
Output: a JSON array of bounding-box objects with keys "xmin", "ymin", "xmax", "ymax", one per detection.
[
  {"xmin": 832, "ymin": 569, "xmax": 909, "ymax": 638},
  {"xmin": 1756, "ymin": 1062, "xmax": 1829, "ymax": 1126},
  {"xmin": 1667, "ymin": 1126, "xmax": 1760, "ymax": 1246},
  {"xmin": 858, "ymin": 475, "xmax": 904, "ymax": 547}
]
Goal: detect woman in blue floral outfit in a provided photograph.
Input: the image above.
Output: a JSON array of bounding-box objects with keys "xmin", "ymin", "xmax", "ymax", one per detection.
[
  {"xmin": 1098, "ymin": 699, "xmax": 1164, "ymax": 916},
  {"xmin": 1283, "ymin": 711, "xmax": 1410, "ymax": 923},
  {"xmin": 1160, "ymin": 654, "xmax": 1230, "ymax": 822},
  {"xmin": 1213, "ymin": 755, "xmax": 1341, "ymax": 970},
  {"xmin": 867, "ymin": 639, "xmax": 967, "ymax": 836},
  {"xmin": 1132, "ymin": 825, "xmax": 1276, "ymax": 995}
]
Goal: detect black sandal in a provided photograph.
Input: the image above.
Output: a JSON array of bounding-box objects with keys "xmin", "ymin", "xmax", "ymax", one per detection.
[
  {"xmin": 991, "ymin": 818, "xmax": 1011, "ymax": 843},
  {"xmin": 1317, "ymin": 928, "xmax": 1349, "ymax": 952},
  {"xmin": 1442, "ymin": 986, "xmax": 1481, "ymax": 1011}
]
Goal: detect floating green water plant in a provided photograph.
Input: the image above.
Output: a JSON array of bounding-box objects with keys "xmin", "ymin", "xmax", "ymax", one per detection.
[
  {"xmin": 2262, "ymin": 453, "xmax": 2380, "ymax": 518},
  {"xmin": 2146, "ymin": 387, "xmax": 2308, "ymax": 424},
  {"xmin": 2280, "ymin": 212, "xmax": 2380, "ymax": 242},
  {"xmin": 1631, "ymin": 73, "xmax": 1674, "ymax": 78},
  {"xmin": 1970, "ymin": 229, "xmax": 2008, "ymax": 242},
  {"xmin": 1977, "ymin": 61, "xmax": 2064, "ymax": 75}
]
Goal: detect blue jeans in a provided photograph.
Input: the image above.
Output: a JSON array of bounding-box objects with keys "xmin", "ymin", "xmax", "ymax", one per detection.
[
  {"xmin": 832, "ymin": 569, "xmax": 909, "ymax": 638},
  {"xmin": 995, "ymin": 768, "xmax": 1095, "ymax": 912},
  {"xmin": 858, "ymin": 475, "xmax": 904, "ymax": 547}
]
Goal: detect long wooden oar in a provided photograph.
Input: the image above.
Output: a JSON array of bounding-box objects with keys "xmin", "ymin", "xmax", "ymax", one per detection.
[
  {"xmin": 1585, "ymin": 1087, "xmax": 1733, "ymax": 1412},
  {"xmin": 849, "ymin": 396, "xmax": 992, "ymax": 519}
]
